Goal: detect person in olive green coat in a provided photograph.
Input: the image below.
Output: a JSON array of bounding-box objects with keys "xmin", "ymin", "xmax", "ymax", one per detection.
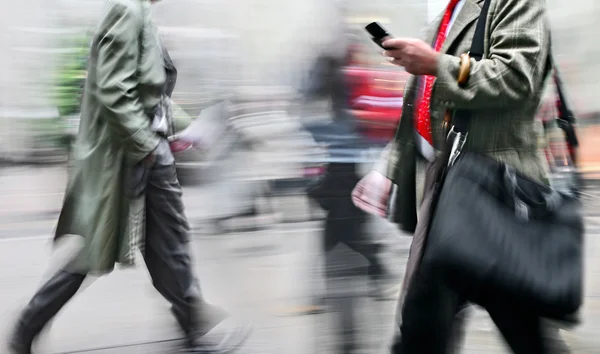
[{"xmin": 9, "ymin": 1, "xmax": 250, "ymax": 353}]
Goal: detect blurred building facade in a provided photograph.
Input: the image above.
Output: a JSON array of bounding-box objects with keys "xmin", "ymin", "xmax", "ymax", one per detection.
[{"xmin": 0, "ymin": 0, "xmax": 598, "ymax": 161}]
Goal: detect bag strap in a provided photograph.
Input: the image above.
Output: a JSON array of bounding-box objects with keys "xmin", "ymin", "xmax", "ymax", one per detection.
[
  {"xmin": 451, "ymin": 0, "xmax": 579, "ymax": 164},
  {"xmin": 552, "ymin": 64, "xmax": 580, "ymax": 163},
  {"xmin": 468, "ymin": 0, "xmax": 490, "ymax": 61}
]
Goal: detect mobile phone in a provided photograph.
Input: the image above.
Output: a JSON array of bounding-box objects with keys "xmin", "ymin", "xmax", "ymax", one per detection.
[{"xmin": 365, "ymin": 22, "xmax": 394, "ymax": 50}]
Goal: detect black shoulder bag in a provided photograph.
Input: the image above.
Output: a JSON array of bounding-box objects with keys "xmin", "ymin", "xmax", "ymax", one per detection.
[{"xmin": 421, "ymin": 0, "xmax": 584, "ymax": 321}]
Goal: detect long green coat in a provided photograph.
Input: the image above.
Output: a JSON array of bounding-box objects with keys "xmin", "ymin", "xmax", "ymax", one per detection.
[{"xmin": 56, "ymin": 0, "xmax": 166, "ymax": 274}]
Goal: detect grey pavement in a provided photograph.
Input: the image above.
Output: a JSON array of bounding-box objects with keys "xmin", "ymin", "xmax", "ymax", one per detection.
[
  {"xmin": 1, "ymin": 214, "xmax": 599, "ymax": 354},
  {"xmin": 0, "ymin": 165, "xmax": 600, "ymax": 352},
  {"xmin": 0, "ymin": 220, "xmax": 400, "ymax": 354}
]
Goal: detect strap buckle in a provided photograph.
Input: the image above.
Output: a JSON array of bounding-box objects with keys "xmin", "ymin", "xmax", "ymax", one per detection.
[{"xmin": 446, "ymin": 126, "xmax": 467, "ymax": 167}]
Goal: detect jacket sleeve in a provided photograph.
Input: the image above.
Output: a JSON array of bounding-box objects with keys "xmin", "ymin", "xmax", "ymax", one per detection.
[
  {"xmin": 161, "ymin": 41, "xmax": 178, "ymax": 98},
  {"xmin": 373, "ymin": 142, "xmax": 392, "ymax": 176},
  {"xmin": 434, "ymin": 0, "xmax": 550, "ymax": 110},
  {"xmin": 95, "ymin": 1, "xmax": 160, "ymax": 164}
]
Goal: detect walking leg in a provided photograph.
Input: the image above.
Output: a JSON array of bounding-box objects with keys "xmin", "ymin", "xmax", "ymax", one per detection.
[
  {"xmin": 9, "ymin": 270, "xmax": 86, "ymax": 354},
  {"xmin": 143, "ymin": 161, "xmax": 250, "ymax": 352}
]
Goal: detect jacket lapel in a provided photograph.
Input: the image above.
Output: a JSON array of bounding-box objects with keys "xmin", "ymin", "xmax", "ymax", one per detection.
[
  {"xmin": 425, "ymin": 12, "xmax": 445, "ymax": 46},
  {"xmin": 440, "ymin": 0, "xmax": 483, "ymax": 54}
]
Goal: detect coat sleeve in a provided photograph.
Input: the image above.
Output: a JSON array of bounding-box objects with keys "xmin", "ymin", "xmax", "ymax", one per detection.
[
  {"xmin": 434, "ymin": 0, "xmax": 550, "ymax": 110},
  {"xmin": 161, "ymin": 41, "xmax": 178, "ymax": 98},
  {"xmin": 95, "ymin": 1, "xmax": 160, "ymax": 164}
]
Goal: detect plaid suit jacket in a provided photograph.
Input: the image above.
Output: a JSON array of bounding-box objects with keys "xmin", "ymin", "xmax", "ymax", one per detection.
[{"xmin": 384, "ymin": 0, "xmax": 551, "ymax": 232}]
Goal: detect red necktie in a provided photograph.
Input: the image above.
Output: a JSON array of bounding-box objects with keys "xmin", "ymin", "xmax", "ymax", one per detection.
[{"xmin": 415, "ymin": 0, "xmax": 461, "ymax": 158}]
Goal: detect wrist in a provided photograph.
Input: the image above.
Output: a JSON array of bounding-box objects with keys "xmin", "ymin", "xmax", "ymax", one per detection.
[
  {"xmin": 431, "ymin": 52, "xmax": 441, "ymax": 76},
  {"xmin": 436, "ymin": 53, "xmax": 462, "ymax": 83}
]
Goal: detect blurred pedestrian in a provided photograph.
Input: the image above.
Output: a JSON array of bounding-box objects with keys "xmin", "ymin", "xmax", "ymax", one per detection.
[
  {"xmin": 9, "ymin": 1, "xmax": 250, "ymax": 353},
  {"xmin": 353, "ymin": 0, "xmax": 574, "ymax": 352},
  {"xmin": 305, "ymin": 40, "xmax": 402, "ymax": 305}
]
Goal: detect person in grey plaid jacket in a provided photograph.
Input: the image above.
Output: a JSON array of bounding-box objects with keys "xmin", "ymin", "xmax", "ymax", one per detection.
[{"xmin": 353, "ymin": 0, "xmax": 572, "ymax": 352}]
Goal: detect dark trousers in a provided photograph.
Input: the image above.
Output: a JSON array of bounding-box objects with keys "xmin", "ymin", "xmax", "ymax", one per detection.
[
  {"xmin": 320, "ymin": 163, "xmax": 387, "ymax": 279},
  {"xmin": 324, "ymin": 216, "xmax": 386, "ymax": 279},
  {"xmin": 16, "ymin": 158, "xmax": 216, "ymax": 341},
  {"xmin": 391, "ymin": 265, "xmax": 546, "ymax": 354}
]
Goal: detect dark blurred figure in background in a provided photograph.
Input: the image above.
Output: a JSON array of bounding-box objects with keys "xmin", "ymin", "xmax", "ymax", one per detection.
[
  {"xmin": 304, "ymin": 38, "xmax": 402, "ymax": 306},
  {"xmin": 8, "ymin": 0, "xmax": 249, "ymax": 353}
]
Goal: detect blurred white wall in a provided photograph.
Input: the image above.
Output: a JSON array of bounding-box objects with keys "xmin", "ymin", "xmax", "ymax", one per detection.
[
  {"xmin": 0, "ymin": 0, "xmax": 598, "ymax": 159},
  {"xmin": 1, "ymin": 0, "xmax": 598, "ymax": 111},
  {"xmin": 427, "ymin": 0, "xmax": 600, "ymax": 117},
  {"xmin": 546, "ymin": 0, "xmax": 600, "ymax": 117},
  {"xmin": 0, "ymin": 0, "xmax": 64, "ymax": 159}
]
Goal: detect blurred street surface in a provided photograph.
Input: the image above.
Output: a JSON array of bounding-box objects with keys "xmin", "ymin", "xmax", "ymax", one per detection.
[{"xmin": 0, "ymin": 165, "xmax": 599, "ymax": 353}]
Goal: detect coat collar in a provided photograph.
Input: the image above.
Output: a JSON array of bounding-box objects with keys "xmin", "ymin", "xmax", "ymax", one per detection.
[{"xmin": 425, "ymin": 0, "xmax": 484, "ymax": 54}]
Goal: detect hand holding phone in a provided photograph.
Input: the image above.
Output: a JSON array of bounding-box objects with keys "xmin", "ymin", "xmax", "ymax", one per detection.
[
  {"xmin": 366, "ymin": 22, "xmax": 439, "ymax": 76},
  {"xmin": 365, "ymin": 22, "xmax": 394, "ymax": 50}
]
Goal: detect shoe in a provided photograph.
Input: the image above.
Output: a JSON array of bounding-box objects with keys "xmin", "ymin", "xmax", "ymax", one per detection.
[
  {"xmin": 7, "ymin": 271, "xmax": 85, "ymax": 354},
  {"xmin": 185, "ymin": 316, "xmax": 252, "ymax": 353}
]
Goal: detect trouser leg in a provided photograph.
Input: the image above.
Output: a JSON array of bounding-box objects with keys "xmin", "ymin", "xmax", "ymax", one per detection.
[
  {"xmin": 342, "ymin": 223, "xmax": 386, "ymax": 280},
  {"xmin": 11, "ymin": 270, "xmax": 86, "ymax": 351},
  {"xmin": 447, "ymin": 305, "xmax": 470, "ymax": 354},
  {"xmin": 325, "ymin": 203, "xmax": 388, "ymax": 281},
  {"xmin": 143, "ymin": 162, "xmax": 226, "ymax": 339},
  {"xmin": 323, "ymin": 217, "xmax": 340, "ymax": 253},
  {"xmin": 392, "ymin": 271, "xmax": 551, "ymax": 354},
  {"xmin": 486, "ymin": 299, "xmax": 546, "ymax": 354},
  {"xmin": 325, "ymin": 163, "xmax": 386, "ymax": 279},
  {"xmin": 390, "ymin": 266, "xmax": 463, "ymax": 354},
  {"xmin": 542, "ymin": 323, "xmax": 571, "ymax": 353}
]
